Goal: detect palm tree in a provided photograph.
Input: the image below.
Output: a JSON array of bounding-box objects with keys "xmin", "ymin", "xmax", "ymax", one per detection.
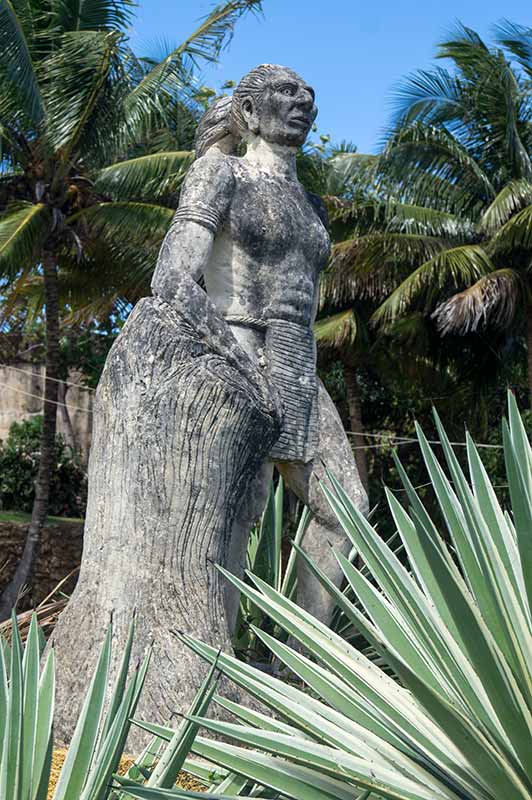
[
  {"xmin": 309, "ymin": 143, "xmax": 469, "ymax": 493},
  {"xmin": 368, "ymin": 22, "xmax": 532, "ymax": 404},
  {"xmin": 0, "ymin": 0, "xmax": 262, "ymax": 619}
]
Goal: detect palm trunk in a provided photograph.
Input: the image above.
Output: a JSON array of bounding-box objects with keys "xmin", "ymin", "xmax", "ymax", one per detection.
[
  {"xmin": 0, "ymin": 254, "xmax": 60, "ymax": 620},
  {"xmin": 344, "ymin": 365, "xmax": 369, "ymax": 495},
  {"xmin": 58, "ymin": 382, "xmax": 78, "ymax": 452},
  {"xmin": 527, "ymin": 304, "xmax": 532, "ymax": 413}
]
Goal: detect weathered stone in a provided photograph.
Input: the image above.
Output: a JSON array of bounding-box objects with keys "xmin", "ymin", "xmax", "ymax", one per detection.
[{"xmin": 51, "ymin": 65, "xmax": 367, "ymax": 742}]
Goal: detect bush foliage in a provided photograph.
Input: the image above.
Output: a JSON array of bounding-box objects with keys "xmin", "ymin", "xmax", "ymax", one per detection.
[{"xmin": 0, "ymin": 418, "xmax": 87, "ymax": 518}]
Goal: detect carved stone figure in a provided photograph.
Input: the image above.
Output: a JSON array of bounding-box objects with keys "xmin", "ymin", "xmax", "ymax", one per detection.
[{"xmin": 51, "ymin": 65, "xmax": 368, "ymax": 739}]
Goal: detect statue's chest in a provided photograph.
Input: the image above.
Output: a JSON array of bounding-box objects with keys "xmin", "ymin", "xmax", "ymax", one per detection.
[{"xmin": 228, "ymin": 169, "xmax": 330, "ymax": 267}]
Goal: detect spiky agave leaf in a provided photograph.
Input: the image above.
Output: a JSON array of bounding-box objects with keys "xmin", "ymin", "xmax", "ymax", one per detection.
[
  {"xmin": 170, "ymin": 393, "xmax": 532, "ymax": 800},
  {"xmin": 432, "ymin": 268, "xmax": 523, "ymax": 335}
]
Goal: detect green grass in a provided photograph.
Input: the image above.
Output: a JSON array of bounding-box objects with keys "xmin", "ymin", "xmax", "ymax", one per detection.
[{"xmin": 0, "ymin": 509, "xmax": 83, "ymax": 525}]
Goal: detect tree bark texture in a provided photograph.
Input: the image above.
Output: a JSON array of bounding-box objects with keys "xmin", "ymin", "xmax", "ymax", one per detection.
[
  {"xmin": 0, "ymin": 254, "xmax": 60, "ymax": 620},
  {"xmin": 51, "ymin": 297, "xmax": 279, "ymax": 743},
  {"xmin": 344, "ymin": 365, "xmax": 368, "ymax": 495}
]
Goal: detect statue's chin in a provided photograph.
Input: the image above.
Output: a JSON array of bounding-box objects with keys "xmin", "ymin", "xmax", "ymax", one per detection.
[{"xmin": 260, "ymin": 130, "xmax": 310, "ymax": 148}]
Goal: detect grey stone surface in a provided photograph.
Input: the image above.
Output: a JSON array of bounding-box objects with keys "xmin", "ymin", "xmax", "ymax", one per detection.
[{"xmin": 51, "ymin": 64, "xmax": 367, "ymax": 742}]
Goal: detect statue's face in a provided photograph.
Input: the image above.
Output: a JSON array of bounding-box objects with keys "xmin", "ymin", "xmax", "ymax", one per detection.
[{"xmin": 243, "ymin": 68, "xmax": 317, "ymax": 147}]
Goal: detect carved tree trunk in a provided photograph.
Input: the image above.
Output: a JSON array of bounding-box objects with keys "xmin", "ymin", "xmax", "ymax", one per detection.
[
  {"xmin": 51, "ymin": 297, "xmax": 278, "ymax": 744},
  {"xmin": 0, "ymin": 254, "xmax": 60, "ymax": 620},
  {"xmin": 344, "ymin": 364, "xmax": 368, "ymax": 495}
]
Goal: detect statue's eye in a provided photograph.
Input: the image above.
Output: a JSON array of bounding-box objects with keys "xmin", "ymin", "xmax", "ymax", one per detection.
[{"xmin": 280, "ymin": 85, "xmax": 296, "ymax": 96}]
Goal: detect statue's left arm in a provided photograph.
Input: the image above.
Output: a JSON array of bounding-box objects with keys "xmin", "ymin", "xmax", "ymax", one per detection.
[{"xmin": 308, "ymin": 192, "xmax": 330, "ymax": 325}]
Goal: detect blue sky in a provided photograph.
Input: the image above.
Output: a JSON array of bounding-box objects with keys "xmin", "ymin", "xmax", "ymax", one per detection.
[{"xmin": 130, "ymin": 0, "xmax": 531, "ymax": 153}]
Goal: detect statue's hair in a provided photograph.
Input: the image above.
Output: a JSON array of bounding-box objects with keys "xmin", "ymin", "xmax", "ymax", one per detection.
[
  {"xmin": 194, "ymin": 64, "xmax": 288, "ymax": 159},
  {"xmin": 194, "ymin": 96, "xmax": 235, "ymax": 158}
]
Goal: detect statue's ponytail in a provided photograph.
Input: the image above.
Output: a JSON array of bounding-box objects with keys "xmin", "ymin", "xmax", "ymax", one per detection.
[{"xmin": 194, "ymin": 96, "xmax": 239, "ymax": 159}]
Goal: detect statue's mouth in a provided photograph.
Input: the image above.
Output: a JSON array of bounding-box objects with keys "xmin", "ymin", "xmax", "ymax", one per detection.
[{"xmin": 289, "ymin": 115, "xmax": 312, "ymax": 126}]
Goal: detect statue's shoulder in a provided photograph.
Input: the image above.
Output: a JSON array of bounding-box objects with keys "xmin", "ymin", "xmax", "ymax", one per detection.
[
  {"xmin": 182, "ymin": 151, "xmax": 236, "ymax": 194},
  {"xmin": 305, "ymin": 191, "xmax": 329, "ymax": 231},
  {"xmin": 179, "ymin": 151, "xmax": 236, "ymax": 212}
]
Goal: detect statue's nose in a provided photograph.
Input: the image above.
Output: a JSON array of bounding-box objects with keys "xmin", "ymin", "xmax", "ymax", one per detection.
[{"xmin": 297, "ymin": 89, "xmax": 315, "ymax": 111}]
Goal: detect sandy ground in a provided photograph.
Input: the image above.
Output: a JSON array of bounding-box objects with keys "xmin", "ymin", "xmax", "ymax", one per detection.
[{"xmin": 48, "ymin": 748, "xmax": 207, "ymax": 797}]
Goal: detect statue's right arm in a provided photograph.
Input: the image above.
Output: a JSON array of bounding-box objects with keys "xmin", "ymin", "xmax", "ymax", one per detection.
[{"xmin": 152, "ymin": 152, "xmax": 232, "ymax": 297}]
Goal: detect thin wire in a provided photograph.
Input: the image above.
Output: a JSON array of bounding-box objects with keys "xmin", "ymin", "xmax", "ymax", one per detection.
[
  {"xmin": 346, "ymin": 431, "xmax": 502, "ymax": 449},
  {"xmin": 0, "ymin": 362, "xmax": 95, "ymax": 392},
  {"xmin": 0, "ymin": 376, "xmax": 506, "ymax": 450},
  {"xmin": 0, "ymin": 379, "xmax": 93, "ymax": 415}
]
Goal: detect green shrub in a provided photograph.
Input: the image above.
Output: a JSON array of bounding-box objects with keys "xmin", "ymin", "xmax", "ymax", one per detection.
[{"xmin": 0, "ymin": 417, "xmax": 87, "ymax": 518}]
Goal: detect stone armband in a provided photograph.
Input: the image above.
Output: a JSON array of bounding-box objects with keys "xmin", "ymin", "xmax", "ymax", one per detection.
[{"xmin": 171, "ymin": 202, "xmax": 222, "ymax": 235}]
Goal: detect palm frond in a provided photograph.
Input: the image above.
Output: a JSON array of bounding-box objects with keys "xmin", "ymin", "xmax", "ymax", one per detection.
[
  {"xmin": 0, "ymin": 0, "xmax": 43, "ymax": 125},
  {"xmin": 49, "ymin": 0, "xmax": 134, "ymax": 32},
  {"xmin": 314, "ymin": 309, "xmax": 361, "ymax": 351},
  {"xmin": 326, "ymin": 152, "xmax": 380, "ymax": 194},
  {"xmin": 480, "ymin": 180, "xmax": 532, "ymax": 234},
  {"xmin": 492, "ymin": 204, "xmax": 532, "ymax": 252},
  {"xmin": 383, "ymin": 125, "xmax": 496, "ymax": 205},
  {"xmin": 494, "ymin": 19, "xmax": 532, "ymax": 78},
  {"xmin": 432, "ymin": 268, "xmax": 523, "ymax": 335},
  {"xmin": 123, "ymin": 1, "xmax": 262, "ymax": 139},
  {"xmin": 331, "ymin": 232, "xmax": 445, "ymax": 277},
  {"xmin": 322, "ymin": 233, "xmax": 447, "ymax": 307},
  {"xmin": 43, "ymin": 30, "xmax": 122, "ymax": 159},
  {"xmin": 384, "ymin": 202, "xmax": 473, "ymax": 238},
  {"xmin": 372, "ymin": 244, "xmax": 494, "ymax": 327},
  {"xmin": 437, "ymin": 22, "xmax": 491, "ymax": 77},
  {"xmin": 390, "ymin": 66, "xmax": 466, "ymax": 129},
  {"xmin": 93, "ymin": 151, "xmax": 193, "ymax": 201},
  {"xmin": 0, "ymin": 202, "xmax": 51, "ymax": 278},
  {"xmin": 72, "ymin": 201, "xmax": 173, "ymax": 243}
]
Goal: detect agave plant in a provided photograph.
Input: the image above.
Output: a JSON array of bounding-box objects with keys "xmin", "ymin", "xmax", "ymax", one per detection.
[
  {"xmin": 0, "ymin": 612, "xmax": 151, "ymax": 799},
  {"xmin": 120, "ymin": 391, "xmax": 532, "ymax": 799},
  {"xmin": 234, "ymin": 477, "xmax": 311, "ymax": 663}
]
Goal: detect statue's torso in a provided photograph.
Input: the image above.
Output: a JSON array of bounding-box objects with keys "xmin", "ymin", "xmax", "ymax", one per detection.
[
  {"xmin": 203, "ymin": 157, "xmax": 330, "ymax": 329},
  {"xmin": 201, "ymin": 155, "xmax": 329, "ymax": 462}
]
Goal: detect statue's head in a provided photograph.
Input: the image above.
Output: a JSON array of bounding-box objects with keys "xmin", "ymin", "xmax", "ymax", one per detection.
[
  {"xmin": 231, "ymin": 64, "xmax": 317, "ymax": 147},
  {"xmin": 195, "ymin": 64, "xmax": 317, "ymax": 157}
]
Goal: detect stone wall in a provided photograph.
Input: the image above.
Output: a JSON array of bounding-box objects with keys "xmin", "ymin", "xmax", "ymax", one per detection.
[
  {"xmin": 0, "ymin": 363, "xmax": 93, "ymax": 459},
  {"xmin": 0, "ymin": 519, "xmax": 83, "ymax": 608}
]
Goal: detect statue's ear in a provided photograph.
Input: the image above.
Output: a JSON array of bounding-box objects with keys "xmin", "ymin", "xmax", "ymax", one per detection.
[{"xmin": 240, "ymin": 95, "xmax": 260, "ymax": 135}]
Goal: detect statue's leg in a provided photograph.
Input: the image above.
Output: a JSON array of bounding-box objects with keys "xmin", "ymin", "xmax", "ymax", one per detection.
[
  {"xmin": 224, "ymin": 460, "xmax": 274, "ymax": 632},
  {"xmin": 277, "ymin": 381, "xmax": 368, "ymax": 624}
]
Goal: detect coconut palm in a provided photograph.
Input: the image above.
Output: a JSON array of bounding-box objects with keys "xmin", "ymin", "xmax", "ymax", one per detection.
[
  {"xmin": 312, "ymin": 142, "xmax": 477, "ymax": 493},
  {"xmin": 368, "ymin": 22, "xmax": 532, "ymax": 403},
  {"xmin": 0, "ymin": 0, "xmax": 262, "ymax": 619}
]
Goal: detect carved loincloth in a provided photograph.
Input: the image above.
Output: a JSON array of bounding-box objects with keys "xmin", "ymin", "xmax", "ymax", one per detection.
[{"xmin": 225, "ymin": 315, "xmax": 319, "ymax": 463}]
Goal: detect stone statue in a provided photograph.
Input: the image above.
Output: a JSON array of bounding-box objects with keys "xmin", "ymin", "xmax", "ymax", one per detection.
[{"xmin": 51, "ymin": 64, "xmax": 368, "ymax": 740}]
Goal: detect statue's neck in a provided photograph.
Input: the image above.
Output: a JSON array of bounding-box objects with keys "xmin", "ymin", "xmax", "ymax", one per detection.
[{"xmin": 243, "ymin": 137, "xmax": 297, "ymax": 180}]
